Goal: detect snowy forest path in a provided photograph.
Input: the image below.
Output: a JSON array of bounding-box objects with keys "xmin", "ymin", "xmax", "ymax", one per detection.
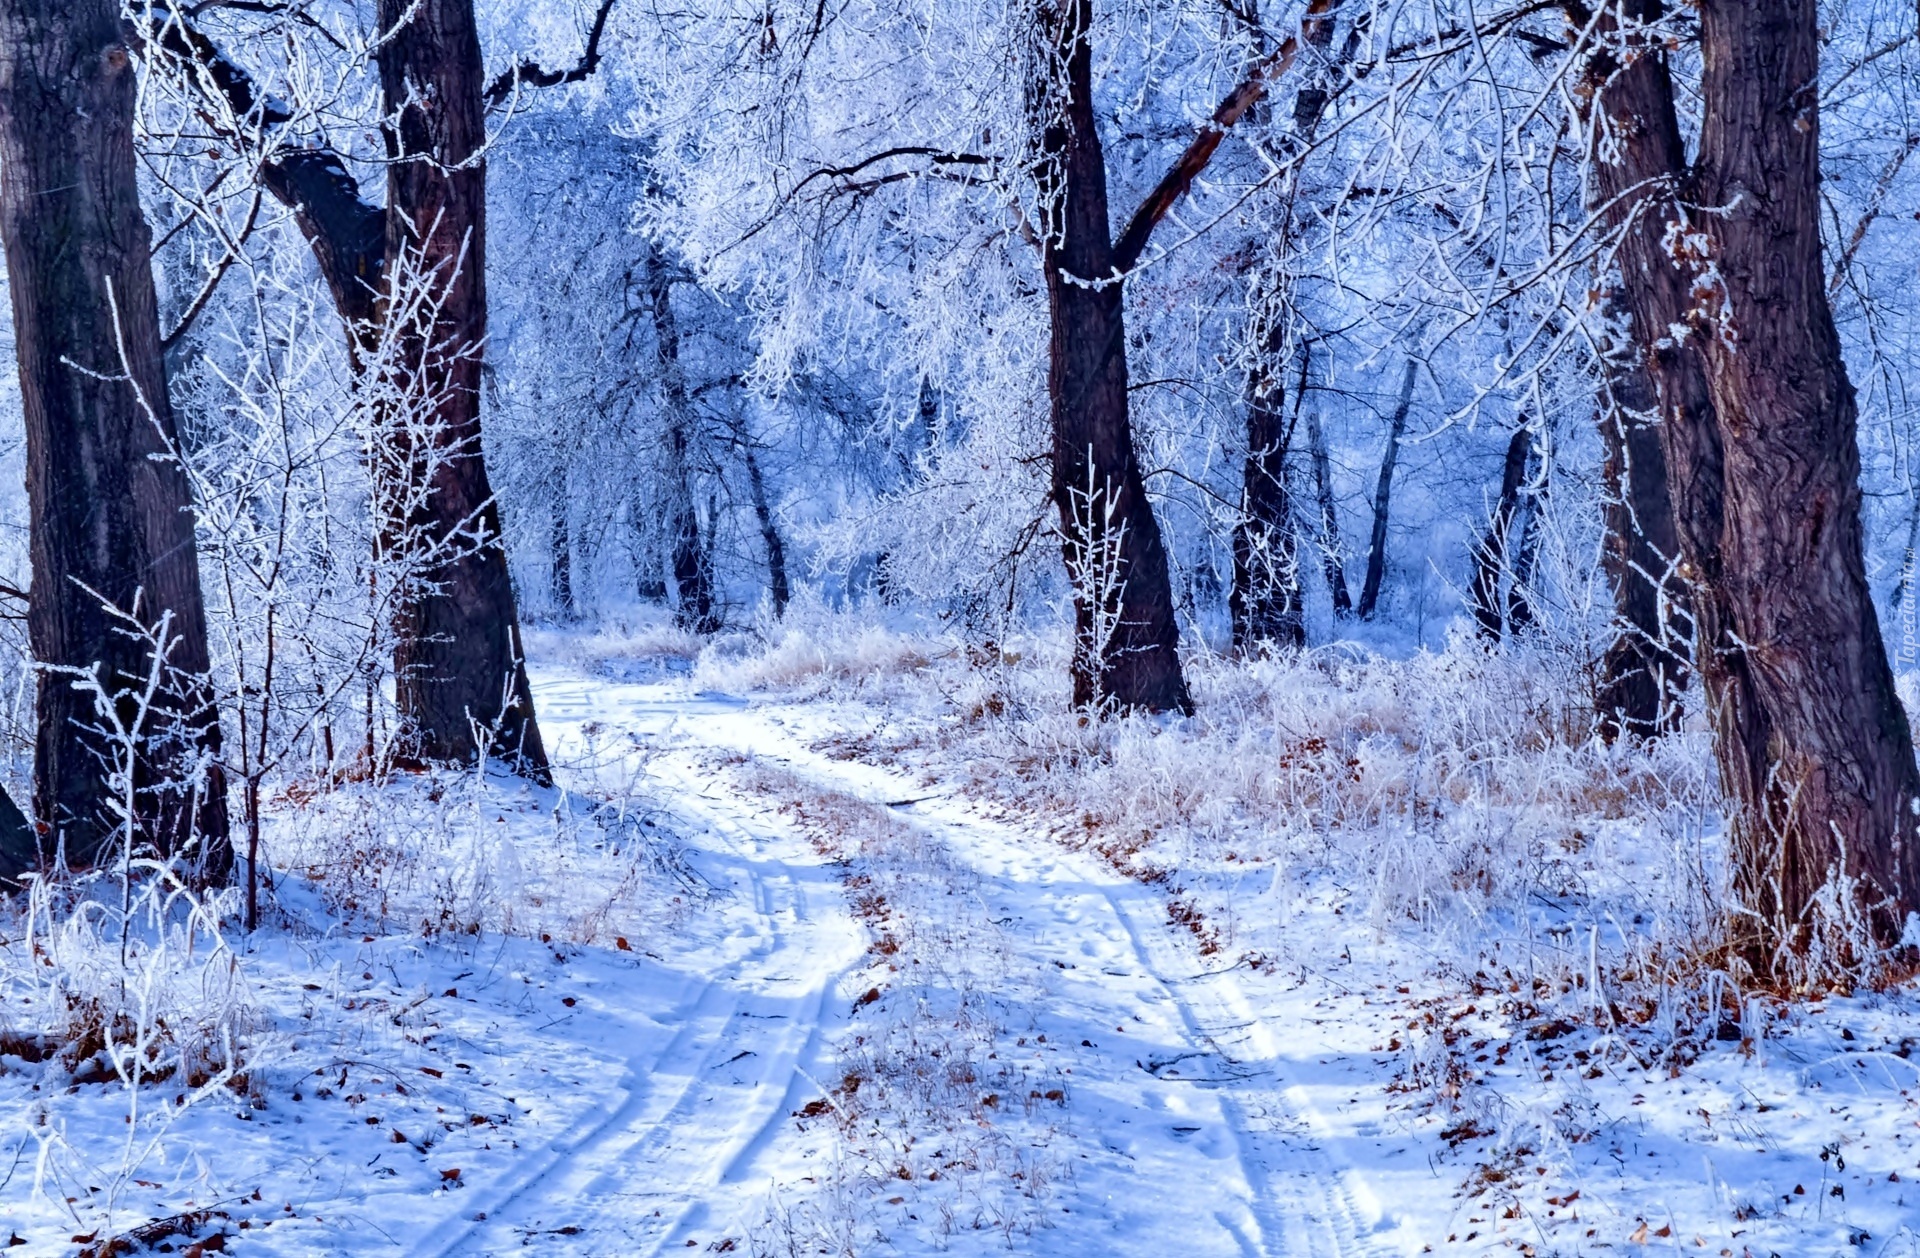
[
  {"xmin": 413, "ymin": 684, "xmax": 868, "ymax": 1256},
  {"xmin": 515, "ymin": 660, "xmax": 1397, "ymax": 1257}
]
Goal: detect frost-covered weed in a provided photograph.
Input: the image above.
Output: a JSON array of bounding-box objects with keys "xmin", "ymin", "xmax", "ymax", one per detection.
[
  {"xmin": 0, "ymin": 869, "xmax": 261, "ymax": 1231},
  {"xmin": 267, "ymin": 758, "xmax": 686, "ymax": 945},
  {"xmin": 692, "ymin": 592, "xmax": 952, "ymax": 698}
]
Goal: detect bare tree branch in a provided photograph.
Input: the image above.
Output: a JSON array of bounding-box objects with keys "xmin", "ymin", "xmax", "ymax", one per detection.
[{"xmin": 482, "ymin": 0, "xmax": 620, "ymax": 112}]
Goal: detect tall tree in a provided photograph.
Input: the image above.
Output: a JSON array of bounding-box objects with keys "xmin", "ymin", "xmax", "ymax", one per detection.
[
  {"xmin": 0, "ymin": 0, "xmax": 229, "ymax": 879},
  {"xmin": 1586, "ymin": 0, "xmax": 1920, "ymax": 965},
  {"xmin": 1688, "ymin": 0, "xmax": 1920, "ymax": 960},
  {"xmin": 1230, "ymin": 0, "xmax": 1349, "ymax": 652},
  {"xmin": 1572, "ymin": 4, "xmax": 1692, "ymax": 739},
  {"xmin": 146, "ymin": 1, "xmax": 553, "ymax": 774},
  {"xmin": 1031, "ymin": 0, "xmax": 1340, "ymax": 709},
  {"xmin": 1357, "ymin": 359, "xmax": 1416, "ymax": 621},
  {"xmin": 1032, "ymin": 0, "xmax": 1190, "ymax": 711},
  {"xmin": 374, "ymin": 0, "xmax": 548, "ymax": 771},
  {"xmin": 1231, "ymin": 284, "xmax": 1305, "ymax": 652},
  {"xmin": 643, "ymin": 248, "xmax": 720, "ymax": 634}
]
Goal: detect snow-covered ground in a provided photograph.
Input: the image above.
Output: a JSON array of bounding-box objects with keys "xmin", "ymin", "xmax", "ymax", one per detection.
[{"xmin": 6, "ymin": 624, "xmax": 1920, "ymax": 1256}]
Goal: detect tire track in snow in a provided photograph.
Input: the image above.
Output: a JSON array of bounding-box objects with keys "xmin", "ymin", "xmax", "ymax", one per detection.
[
  {"xmin": 416, "ymin": 729, "xmax": 863, "ymax": 1256},
  {"xmin": 652, "ymin": 694, "xmax": 1392, "ymax": 1258}
]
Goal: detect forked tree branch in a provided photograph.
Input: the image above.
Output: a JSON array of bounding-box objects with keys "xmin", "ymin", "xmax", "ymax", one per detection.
[
  {"xmin": 1114, "ymin": 0, "xmax": 1571, "ymax": 275},
  {"xmin": 482, "ymin": 0, "xmax": 620, "ymax": 111},
  {"xmin": 1111, "ymin": 0, "xmax": 1337, "ymax": 274}
]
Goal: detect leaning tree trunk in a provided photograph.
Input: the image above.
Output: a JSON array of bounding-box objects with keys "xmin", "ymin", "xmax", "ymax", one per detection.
[
  {"xmin": 376, "ymin": 0, "xmax": 547, "ymax": 774},
  {"xmin": 643, "ymin": 248, "xmax": 720, "ymax": 635},
  {"xmin": 1687, "ymin": 0, "xmax": 1920, "ymax": 959},
  {"xmin": 0, "ymin": 0, "xmax": 230, "ymax": 880},
  {"xmin": 1036, "ymin": 0, "xmax": 1190, "ymax": 713},
  {"xmin": 1358, "ymin": 359, "xmax": 1416, "ymax": 620},
  {"xmin": 1575, "ymin": 6, "xmax": 1693, "ymax": 740}
]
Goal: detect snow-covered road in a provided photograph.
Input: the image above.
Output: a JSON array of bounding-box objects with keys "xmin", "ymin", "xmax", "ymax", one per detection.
[
  {"xmin": 16, "ymin": 643, "xmax": 1920, "ymax": 1255},
  {"xmin": 512, "ymin": 663, "xmax": 1397, "ymax": 1257}
]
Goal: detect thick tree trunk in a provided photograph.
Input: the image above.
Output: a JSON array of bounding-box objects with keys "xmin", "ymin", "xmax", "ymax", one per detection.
[
  {"xmin": 1231, "ymin": 325, "xmax": 1304, "ymax": 652},
  {"xmin": 1037, "ymin": 0, "xmax": 1190, "ymax": 713},
  {"xmin": 376, "ymin": 0, "xmax": 547, "ymax": 775},
  {"xmin": 1577, "ymin": 6, "xmax": 1692, "ymax": 739},
  {"xmin": 1687, "ymin": 0, "xmax": 1920, "ymax": 957},
  {"xmin": 0, "ymin": 0, "xmax": 230, "ymax": 880},
  {"xmin": 1358, "ymin": 359, "xmax": 1416, "ymax": 620},
  {"xmin": 1583, "ymin": 3, "xmax": 1774, "ymax": 954}
]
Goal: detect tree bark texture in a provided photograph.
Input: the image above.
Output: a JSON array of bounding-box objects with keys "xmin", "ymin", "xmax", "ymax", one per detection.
[
  {"xmin": 1575, "ymin": 4, "xmax": 1692, "ymax": 739},
  {"xmin": 1582, "ymin": 0, "xmax": 1920, "ymax": 963},
  {"xmin": 642, "ymin": 249, "xmax": 720, "ymax": 634},
  {"xmin": 376, "ymin": 0, "xmax": 547, "ymax": 774},
  {"xmin": 0, "ymin": 0, "xmax": 230, "ymax": 879},
  {"xmin": 1036, "ymin": 0, "xmax": 1191, "ymax": 713},
  {"xmin": 1687, "ymin": 0, "xmax": 1920, "ymax": 956}
]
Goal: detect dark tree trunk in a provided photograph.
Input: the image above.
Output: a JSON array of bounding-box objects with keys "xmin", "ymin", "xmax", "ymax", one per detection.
[
  {"xmin": 0, "ymin": 0, "xmax": 230, "ymax": 880},
  {"xmin": 1036, "ymin": 0, "xmax": 1190, "ymax": 713},
  {"xmin": 1686, "ymin": 0, "xmax": 1920, "ymax": 957},
  {"xmin": 1594, "ymin": 341, "xmax": 1689, "ymax": 738},
  {"xmin": 642, "ymin": 249, "xmax": 720, "ymax": 635},
  {"xmin": 1231, "ymin": 324, "xmax": 1304, "ymax": 652},
  {"xmin": 1305, "ymin": 405, "xmax": 1351, "ymax": 616},
  {"xmin": 1229, "ymin": 1, "xmax": 1348, "ymax": 647},
  {"xmin": 1586, "ymin": 0, "xmax": 1919, "ymax": 964},
  {"xmin": 1576, "ymin": 5, "xmax": 1693, "ymax": 740},
  {"xmin": 1469, "ymin": 427, "xmax": 1532, "ymax": 640},
  {"xmin": 1583, "ymin": 1, "xmax": 1774, "ymax": 952},
  {"xmin": 1506, "ymin": 459, "xmax": 1544, "ymax": 635},
  {"xmin": 742, "ymin": 441, "xmax": 790, "ymax": 617},
  {"xmin": 1358, "ymin": 359, "xmax": 1416, "ymax": 620},
  {"xmin": 376, "ymin": 0, "xmax": 547, "ymax": 775},
  {"xmin": 551, "ymin": 478, "xmax": 574, "ymax": 619}
]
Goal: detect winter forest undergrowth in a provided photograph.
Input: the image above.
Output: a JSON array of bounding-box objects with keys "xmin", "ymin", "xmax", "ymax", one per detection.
[{"xmin": 7, "ymin": 0, "xmax": 1920, "ymax": 1254}]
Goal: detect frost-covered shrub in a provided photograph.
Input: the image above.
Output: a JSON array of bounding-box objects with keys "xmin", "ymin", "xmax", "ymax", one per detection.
[
  {"xmin": 0, "ymin": 872, "xmax": 255, "ymax": 1087},
  {"xmin": 266, "ymin": 763, "xmax": 683, "ymax": 945},
  {"xmin": 692, "ymin": 591, "xmax": 952, "ymax": 696}
]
